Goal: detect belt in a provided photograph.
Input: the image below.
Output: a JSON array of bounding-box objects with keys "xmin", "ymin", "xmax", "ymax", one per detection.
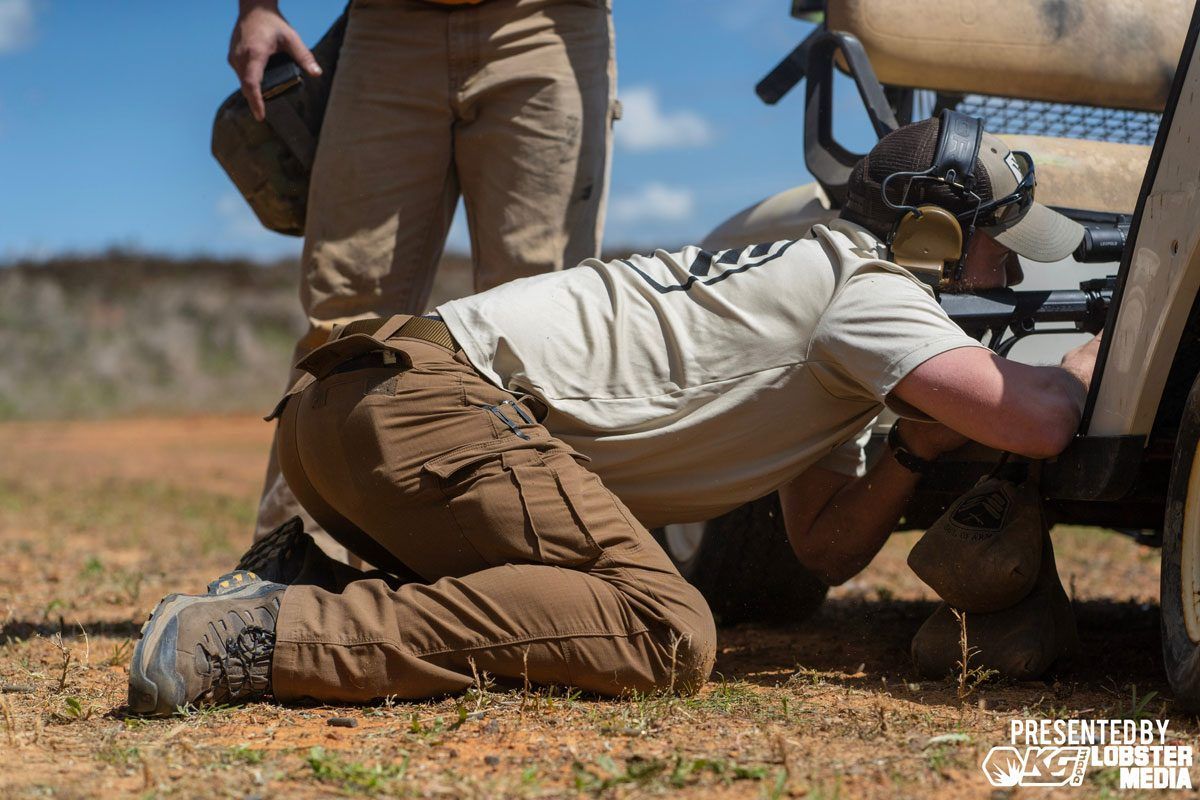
[
  {"xmin": 326, "ymin": 316, "xmax": 460, "ymax": 377},
  {"xmin": 269, "ymin": 315, "xmax": 459, "ymax": 420},
  {"xmin": 338, "ymin": 314, "xmax": 459, "ymax": 352}
]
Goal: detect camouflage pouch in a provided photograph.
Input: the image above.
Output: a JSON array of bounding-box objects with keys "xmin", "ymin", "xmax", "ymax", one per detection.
[
  {"xmin": 210, "ymin": 8, "xmax": 349, "ymax": 236},
  {"xmin": 907, "ymin": 464, "xmax": 1044, "ymax": 613}
]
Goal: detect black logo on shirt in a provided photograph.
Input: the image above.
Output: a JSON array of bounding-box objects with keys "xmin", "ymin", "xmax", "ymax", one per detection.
[{"xmin": 619, "ymin": 240, "xmax": 799, "ymax": 294}]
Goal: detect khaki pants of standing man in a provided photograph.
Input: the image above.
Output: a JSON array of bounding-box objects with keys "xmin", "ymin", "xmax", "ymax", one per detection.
[
  {"xmin": 258, "ymin": 0, "xmax": 618, "ymax": 556},
  {"xmin": 267, "ymin": 317, "xmax": 715, "ymax": 700}
]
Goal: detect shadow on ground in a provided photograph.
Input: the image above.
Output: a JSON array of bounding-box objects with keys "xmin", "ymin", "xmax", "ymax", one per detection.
[{"xmin": 716, "ymin": 596, "xmax": 1168, "ymax": 715}]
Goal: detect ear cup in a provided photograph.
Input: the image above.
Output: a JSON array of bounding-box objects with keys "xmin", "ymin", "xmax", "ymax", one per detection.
[{"xmin": 890, "ymin": 205, "xmax": 964, "ymax": 275}]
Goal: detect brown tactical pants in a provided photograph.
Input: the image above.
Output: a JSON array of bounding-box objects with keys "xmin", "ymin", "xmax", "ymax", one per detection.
[
  {"xmin": 269, "ymin": 319, "xmax": 716, "ymax": 701},
  {"xmin": 256, "ymin": 0, "xmax": 618, "ymax": 549}
]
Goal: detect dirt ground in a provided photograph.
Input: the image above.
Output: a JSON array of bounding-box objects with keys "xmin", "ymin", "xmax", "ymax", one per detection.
[{"xmin": 0, "ymin": 416, "xmax": 1192, "ymax": 799}]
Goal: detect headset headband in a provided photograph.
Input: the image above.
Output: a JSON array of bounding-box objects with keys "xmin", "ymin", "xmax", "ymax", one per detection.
[
  {"xmin": 930, "ymin": 110, "xmax": 982, "ymax": 188},
  {"xmin": 881, "ymin": 109, "xmax": 984, "ymax": 216}
]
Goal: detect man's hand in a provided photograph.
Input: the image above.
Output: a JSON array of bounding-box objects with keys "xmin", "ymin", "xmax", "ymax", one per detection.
[
  {"xmin": 229, "ymin": 1, "xmax": 322, "ymax": 122},
  {"xmin": 1059, "ymin": 331, "xmax": 1103, "ymax": 396}
]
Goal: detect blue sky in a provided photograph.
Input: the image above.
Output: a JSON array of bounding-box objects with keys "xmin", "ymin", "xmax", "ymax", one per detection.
[{"xmin": 0, "ymin": 0, "xmax": 875, "ymax": 262}]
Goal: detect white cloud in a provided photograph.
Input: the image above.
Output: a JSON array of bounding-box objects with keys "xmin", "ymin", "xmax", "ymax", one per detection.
[
  {"xmin": 610, "ymin": 183, "xmax": 695, "ymax": 224},
  {"xmin": 0, "ymin": 0, "xmax": 35, "ymax": 54},
  {"xmin": 616, "ymin": 87, "xmax": 713, "ymax": 152}
]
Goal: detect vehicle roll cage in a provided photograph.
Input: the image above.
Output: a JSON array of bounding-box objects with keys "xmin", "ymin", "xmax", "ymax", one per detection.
[{"xmin": 757, "ymin": 28, "xmax": 900, "ymax": 206}]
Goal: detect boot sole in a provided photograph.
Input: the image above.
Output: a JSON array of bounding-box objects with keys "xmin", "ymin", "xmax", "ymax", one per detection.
[
  {"xmin": 236, "ymin": 517, "xmax": 303, "ymax": 576},
  {"xmin": 127, "ymin": 592, "xmax": 190, "ymax": 716}
]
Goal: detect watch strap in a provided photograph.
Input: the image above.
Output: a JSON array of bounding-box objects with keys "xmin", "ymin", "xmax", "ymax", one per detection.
[{"xmin": 888, "ymin": 423, "xmax": 935, "ymax": 474}]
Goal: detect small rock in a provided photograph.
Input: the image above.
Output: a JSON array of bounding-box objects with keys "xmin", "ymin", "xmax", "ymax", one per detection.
[
  {"xmin": 483, "ymin": 719, "xmax": 500, "ymax": 734},
  {"xmin": 326, "ymin": 716, "xmax": 358, "ymax": 728},
  {"xmin": 925, "ymin": 733, "xmax": 971, "ymax": 748},
  {"xmin": 484, "ymin": 755, "xmax": 501, "ymax": 767}
]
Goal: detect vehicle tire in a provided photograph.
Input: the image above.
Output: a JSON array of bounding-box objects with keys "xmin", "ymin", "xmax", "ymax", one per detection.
[
  {"xmin": 1161, "ymin": 372, "xmax": 1200, "ymax": 707},
  {"xmin": 652, "ymin": 494, "xmax": 829, "ymax": 625}
]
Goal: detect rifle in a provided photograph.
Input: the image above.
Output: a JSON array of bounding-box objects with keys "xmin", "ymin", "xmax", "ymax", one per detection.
[
  {"xmin": 940, "ymin": 277, "xmax": 1114, "ymax": 355},
  {"xmin": 938, "ymin": 213, "xmax": 1127, "ymax": 353}
]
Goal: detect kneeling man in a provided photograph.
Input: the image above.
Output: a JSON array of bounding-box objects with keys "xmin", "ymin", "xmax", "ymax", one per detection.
[{"xmin": 129, "ymin": 113, "xmax": 1098, "ymax": 714}]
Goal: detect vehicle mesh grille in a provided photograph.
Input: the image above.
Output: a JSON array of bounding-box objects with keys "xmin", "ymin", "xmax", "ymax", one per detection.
[{"xmin": 947, "ymin": 94, "xmax": 1161, "ymax": 147}]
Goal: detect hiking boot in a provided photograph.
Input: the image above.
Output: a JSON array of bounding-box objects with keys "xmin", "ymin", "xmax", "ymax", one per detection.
[
  {"xmin": 208, "ymin": 516, "xmax": 314, "ymax": 593},
  {"xmin": 128, "ymin": 581, "xmax": 285, "ymax": 716}
]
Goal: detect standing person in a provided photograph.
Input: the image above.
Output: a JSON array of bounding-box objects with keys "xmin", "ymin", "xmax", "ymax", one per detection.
[
  {"xmin": 129, "ymin": 115, "xmax": 1097, "ymax": 713},
  {"xmin": 229, "ymin": 0, "xmax": 618, "ymax": 552}
]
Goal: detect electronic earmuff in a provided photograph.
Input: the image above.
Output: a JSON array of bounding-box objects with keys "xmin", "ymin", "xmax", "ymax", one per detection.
[
  {"xmin": 882, "ymin": 110, "xmax": 985, "ymax": 286},
  {"xmin": 891, "ymin": 205, "xmax": 964, "ymax": 272}
]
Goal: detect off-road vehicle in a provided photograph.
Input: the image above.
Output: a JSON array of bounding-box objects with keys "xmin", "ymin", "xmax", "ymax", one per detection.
[{"xmin": 652, "ymin": 0, "xmax": 1200, "ymax": 704}]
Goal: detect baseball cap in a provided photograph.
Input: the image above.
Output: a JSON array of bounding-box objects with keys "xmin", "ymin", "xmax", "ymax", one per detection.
[{"xmin": 843, "ymin": 116, "xmax": 1085, "ymax": 263}]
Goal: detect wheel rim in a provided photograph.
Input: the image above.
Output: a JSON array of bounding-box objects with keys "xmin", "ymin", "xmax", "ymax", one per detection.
[
  {"xmin": 663, "ymin": 522, "xmax": 707, "ymax": 566},
  {"xmin": 1181, "ymin": 442, "xmax": 1200, "ymax": 642}
]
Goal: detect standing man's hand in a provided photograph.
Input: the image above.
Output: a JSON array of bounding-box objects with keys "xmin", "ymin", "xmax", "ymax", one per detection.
[{"xmin": 229, "ymin": 1, "xmax": 322, "ymax": 122}]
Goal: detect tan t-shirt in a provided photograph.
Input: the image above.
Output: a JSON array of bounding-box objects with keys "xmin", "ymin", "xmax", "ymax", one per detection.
[{"xmin": 439, "ymin": 220, "xmax": 986, "ymax": 527}]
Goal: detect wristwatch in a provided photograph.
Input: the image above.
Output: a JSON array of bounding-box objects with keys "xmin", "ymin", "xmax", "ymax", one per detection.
[{"xmin": 887, "ymin": 422, "xmax": 935, "ymax": 474}]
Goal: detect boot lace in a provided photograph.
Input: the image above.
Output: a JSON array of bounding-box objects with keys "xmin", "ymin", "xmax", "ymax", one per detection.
[{"xmin": 208, "ymin": 627, "xmax": 275, "ymax": 703}]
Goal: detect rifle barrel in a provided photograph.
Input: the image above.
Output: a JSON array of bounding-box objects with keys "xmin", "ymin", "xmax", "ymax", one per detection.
[{"xmin": 940, "ymin": 285, "xmax": 1112, "ymax": 336}]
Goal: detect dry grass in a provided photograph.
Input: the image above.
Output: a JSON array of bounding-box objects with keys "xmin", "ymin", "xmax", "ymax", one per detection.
[
  {"xmin": 951, "ymin": 609, "xmax": 998, "ymax": 702},
  {"xmin": 0, "ymin": 416, "xmax": 1192, "ymax": 799},
  {"xmin": 0, "ymin": 251, "xmax": 474, "ymax": 421}
]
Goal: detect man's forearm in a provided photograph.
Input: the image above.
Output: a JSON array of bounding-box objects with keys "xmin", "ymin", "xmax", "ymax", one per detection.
[{"xmin": 795, "ymin": 451, "xmax": 922, "ymax": 585}]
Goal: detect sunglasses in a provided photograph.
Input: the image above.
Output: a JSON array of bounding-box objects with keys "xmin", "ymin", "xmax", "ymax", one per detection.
[{"xmin": 966, "ymin": 150, "xmax": 1036, "ymax": 228}]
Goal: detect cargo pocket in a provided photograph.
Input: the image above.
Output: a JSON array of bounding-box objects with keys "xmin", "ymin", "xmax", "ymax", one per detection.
[
  {"xmin": 422, "ymin": 442, "xmax": 510, "ymax": 484},
  {"xmin": 422, "ymin": 444, "xmax": 603, "ymax": 568},
  {"xmin": 508, "ymin": 449, "xmax": 605, "ymax": 566}
]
